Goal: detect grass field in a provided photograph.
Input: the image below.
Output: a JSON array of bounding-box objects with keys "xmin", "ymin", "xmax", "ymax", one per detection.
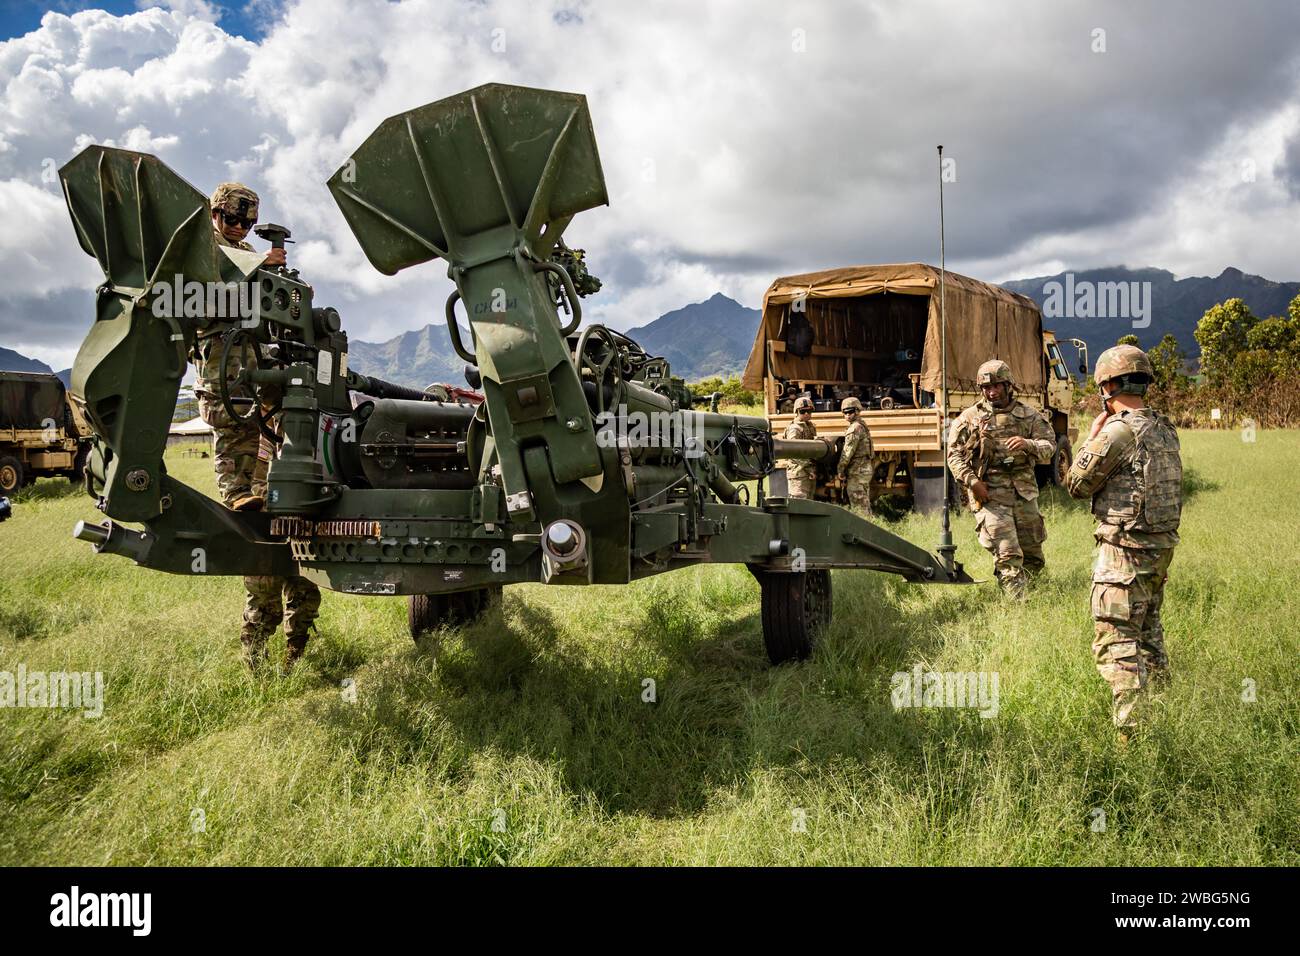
[{"xmin": 1, "ymin": 429, "xmax": 1296, "ymax": 865}]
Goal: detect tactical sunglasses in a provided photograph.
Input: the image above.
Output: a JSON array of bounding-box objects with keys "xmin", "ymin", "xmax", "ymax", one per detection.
[{"xmin": 220, "ymin": 211, "xmax": 256, "ymax": 229}]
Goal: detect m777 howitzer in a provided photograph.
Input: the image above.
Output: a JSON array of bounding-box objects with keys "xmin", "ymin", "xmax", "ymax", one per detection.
[{"xmin": 61, "ymin": 83, "xmax": 970, "ymax": 665}]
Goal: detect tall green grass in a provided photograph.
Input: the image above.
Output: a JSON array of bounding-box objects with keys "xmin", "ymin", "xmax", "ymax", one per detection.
[{"xmin": 0, "ymin": 431, "xmax": 1295, "ymax": 865}]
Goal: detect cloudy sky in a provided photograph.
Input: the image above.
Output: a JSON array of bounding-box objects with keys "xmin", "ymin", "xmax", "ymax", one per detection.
[{"xmin": 4, "ymin": 0, "xmax": 1300, "ymax": 371}]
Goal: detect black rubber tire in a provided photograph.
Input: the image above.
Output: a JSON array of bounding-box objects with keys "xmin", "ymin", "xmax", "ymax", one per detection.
[
  {"xmin": 408, "ymin": 585, "xmax": 502, "ymax": 642},
  {"xmin": 0, "ymin": 456, "xmax": 23, "ymax": 494},
  {"xmin": 1050, "ymin": 441, "xmax": 1072, "ymax": 487},
  {"xmin": 758, "ymin": 569, "xmax": 833, "ymax": 665},
  {"xmin": 68, "ymin": 443, "xmax": 90, "ymax": 485}
]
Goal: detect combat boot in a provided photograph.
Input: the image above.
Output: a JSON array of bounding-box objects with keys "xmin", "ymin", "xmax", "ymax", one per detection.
[
  {"xmin": 283, "ymin": 630, "xmax": 311, "ymax": 672},
  {"xmin": 999, "ymin": 568, "xmax": 1029, "ymax": 601},
  {"xmin": 239, "ymin": 625, "xmax": 270, "ymax": 672},
  {"xmin": 231, "ymin": 494, "xmax": 265, "ymax": 512}
]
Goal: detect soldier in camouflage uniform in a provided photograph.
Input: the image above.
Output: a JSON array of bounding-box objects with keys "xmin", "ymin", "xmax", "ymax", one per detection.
[
  {"xmin": 946, "ymin": 360, "xmax": 1056, "ymax": 598},
  {"xmin": 1066, "ymin": 345, "xmax": 1182, "ymax": 734},
  {"xmin": 196, "ymin": 183, "xmax": 278, "ymax": 510},
  {"xmin": 837, "ymin": 397, "xmax": 874, "ymax": 516},
  {"xmin": 777, "ymin": 395, "xmax": 818, "ymax": 499},
  {"xmin": 197, "ymin": 183, "xmax": 321, "ymax": 672}
]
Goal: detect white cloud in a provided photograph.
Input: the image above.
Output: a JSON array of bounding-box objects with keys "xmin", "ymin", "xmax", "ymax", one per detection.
[{"xmin": 3, "ymin": 0, "xmax": 1300, "ymax": 370}]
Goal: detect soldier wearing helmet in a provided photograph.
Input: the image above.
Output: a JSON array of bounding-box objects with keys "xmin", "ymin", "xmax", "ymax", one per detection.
[
  {"xmin": 1066, "ymin": 344, "xmax": 1182, "ymax": 736},
  {"xmin": 776, "ymin": 395, "xmax": 819, "ymax": 499},
  {"xmin": 195, "ymin": 182, "xmax": 288, "ymax": 511},
  {"xmin": 837, "ymin": 396, "xmax": 874, "ymax": 516},
  {"xmin": 946, "ymin": 358, "xmax": 1057, "ymax": 598},
  {"xmin": 208, "ymin": 183, "xmax": 287, "ymax": 266},
  {"xmin": 192, "ymin": 181, "xmax": 321, "ymax": 673}
]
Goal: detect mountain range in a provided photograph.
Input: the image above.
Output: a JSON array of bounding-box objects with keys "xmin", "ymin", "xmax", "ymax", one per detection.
[
  {"xmin": 5, "ymin": 267, "xmax": 1297, "ymax": 388},
  {"xmin": 0, "ymin": 346, "xmax": 71, "ymax": 386},
  {"xmin": 1002, "ymin": 266, "xmax": 1300, "ymax": 356}
]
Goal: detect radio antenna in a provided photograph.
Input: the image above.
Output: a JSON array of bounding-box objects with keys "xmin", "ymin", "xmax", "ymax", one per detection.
[{"xmin": 936, "ymin": 145, "xmax": 956, "ymax": 574}]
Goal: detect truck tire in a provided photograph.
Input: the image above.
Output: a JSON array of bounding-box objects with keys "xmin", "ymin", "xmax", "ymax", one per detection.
[
  {"xmin": 408, "ymin": 585, "xmax": 502, "ymax": 643},
  {"xmin": 0, "ymin": 456, "xmax": 23, "ymax": 494},
  {"xmin": 1050, "ymin": 440, "xmax": 1072, "ymax": 487},
  {"xmin": 1036, "ymin": 438, "xmax": 1072, "ymax": 487},
  {"xmin": 68, "ymin": 444, "xmax": 91, "ymax": 484},
  {"xmin": 756, "ymin": 569, "xmax": 832, "ymax": 665}
]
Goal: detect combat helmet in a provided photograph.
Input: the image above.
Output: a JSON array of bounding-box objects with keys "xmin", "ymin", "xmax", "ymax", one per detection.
[
  {"xmin": 210, "ymin": 182, "xmax": 260, "ymax": 222},
  {"xmin": 793, "ymin": 395, "xmax": 815, "ymax": 413},
  {"xmin": 1094, "ymin": 344, "xmax": 1153, "ymax": 396},
  {"xmin": 840, "ymin": 396, "xmax": 863, "ymax": 413},
  {"xmin": 975, "ymin": 360, "xmax": 1014, "ymax": 386}
]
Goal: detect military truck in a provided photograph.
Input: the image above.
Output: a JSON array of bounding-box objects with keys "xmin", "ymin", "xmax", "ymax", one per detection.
[
  {"xmin": 741, "ymin": 264, "xmax": 1088, "ymax": 511},
  {"xmin": 0, "ymin": 370, "xmax": 92, "ymax": 493}
]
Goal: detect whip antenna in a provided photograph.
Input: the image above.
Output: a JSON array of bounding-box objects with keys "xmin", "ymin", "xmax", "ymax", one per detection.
[{"xmin": 936, "ymin": 145, "xmax": 956, "ymax": 574}]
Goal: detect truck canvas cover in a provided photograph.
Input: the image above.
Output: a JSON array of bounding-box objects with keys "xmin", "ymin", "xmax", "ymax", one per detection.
[
  {"xmin": 0, "ymin": 371, "xmax": 66, "ymax": 431},
  {"xmin": 741, "ymin": 263, "xmax": 1045, "ymax": 395}
]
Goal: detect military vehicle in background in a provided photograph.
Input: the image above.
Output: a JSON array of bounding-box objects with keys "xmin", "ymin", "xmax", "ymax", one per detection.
[
  {"xmin": 59, "ymin": 84, "xmax": 972, "ymax": 667},
  {"xmin": 741, "ymin": 264, "xmax": 1088, "ymax": 512},
  {"xmin": 0, "ymin": 370, "xmax": 92, "ymax": 493}
]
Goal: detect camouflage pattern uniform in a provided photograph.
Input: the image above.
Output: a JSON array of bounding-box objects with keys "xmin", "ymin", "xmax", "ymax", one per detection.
[
  {"xmin": 778, "ymin": 396, "xmax": 818, "ymax": 499},
  {"xmin": 1066, "ymin": 346, "xmax": 1181, "ymax": 729},
  {"xmin": 946, "ymin": 360, "xmax": 1056, "ymax": 597},
  {"xmin": 196, "ymin": 184, "xmax": 265, "ymax": 508},
  {"xmin": 837, "ymin": 397, "xmax": 874, "ymax": 516},
  {"xmin": 198, "ymin": 183, "xmax": 321, "ymax": 671}
]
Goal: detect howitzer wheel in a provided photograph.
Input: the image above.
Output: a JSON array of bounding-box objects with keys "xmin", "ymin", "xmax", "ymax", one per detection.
[
  {"xmin": 757, "ymin": 569, "xmax": 832, "ymax": 665},
  {"xmin": 408, "ymin": 586, "xmax": 502, "ymax": 643}
]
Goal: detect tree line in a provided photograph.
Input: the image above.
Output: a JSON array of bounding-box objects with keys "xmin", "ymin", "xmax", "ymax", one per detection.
[{"xmin": 1107, "ymin": 293, "xmax": 1300, "ymax": 427}]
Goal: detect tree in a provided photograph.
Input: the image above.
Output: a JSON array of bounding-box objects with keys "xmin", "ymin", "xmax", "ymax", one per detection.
[
  {"xmin": 1147, "ymin": 334, "xmax": 1188, "ymax": 391},
  {"xmin": 688, "ymin": 375, "xmax": 757, "ymax": 407},
  {"xmin": 1194, "ymin": 298, "xmax": 1257, "ymax": 383},
  {"xmin": 1230, "ymin": 349, "xmax": 1281, "ymax": 392},
  {"xmin": 1245, "ymin": 314, "xmax": 1299, "ymax": 352},
  {"xmin": 1116, "ymin": 334, "xmax": 1140, "ymax": 347}
]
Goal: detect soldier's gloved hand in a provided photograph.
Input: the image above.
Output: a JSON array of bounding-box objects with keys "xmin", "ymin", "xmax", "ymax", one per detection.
[
  {"xmin": 263, "ymin": 248, "xmax": 287, "ymax": 268},
  {"xmin": 970, "ymin": 479, "xmax": 990, "ymax": 505}
]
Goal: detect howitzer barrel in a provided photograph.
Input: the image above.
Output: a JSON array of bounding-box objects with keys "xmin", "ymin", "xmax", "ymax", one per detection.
[
  {"xmin": 351, "ymin": 375, "xmax": 443, "ymax": 403},
  {"xmin": 772, "ymin": 437, "xmax": 837, "ymax": 461}
]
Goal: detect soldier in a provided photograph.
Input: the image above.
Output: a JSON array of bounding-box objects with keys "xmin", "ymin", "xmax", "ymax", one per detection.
[
  {"xmin": 196, "ymin": 183, "xmax": 284, "ymax": 511},
  {"xmin": 1065, "ymin": 345, "xmax": 1182, "ymax": 736},
  {"xmin": 778, "ymin": 395, "xmax": 818, "ymax": 499},
  {"xmin": 946, "ymin": 360, "xmax": 1055, "ymax": 598},
  {"xmin": 837, "ymin": 397, "xmax": 874, "ymax": 516},
  {"xmin": 196, "ymin": 182, "xmax": 321, "ymax": 673}
]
